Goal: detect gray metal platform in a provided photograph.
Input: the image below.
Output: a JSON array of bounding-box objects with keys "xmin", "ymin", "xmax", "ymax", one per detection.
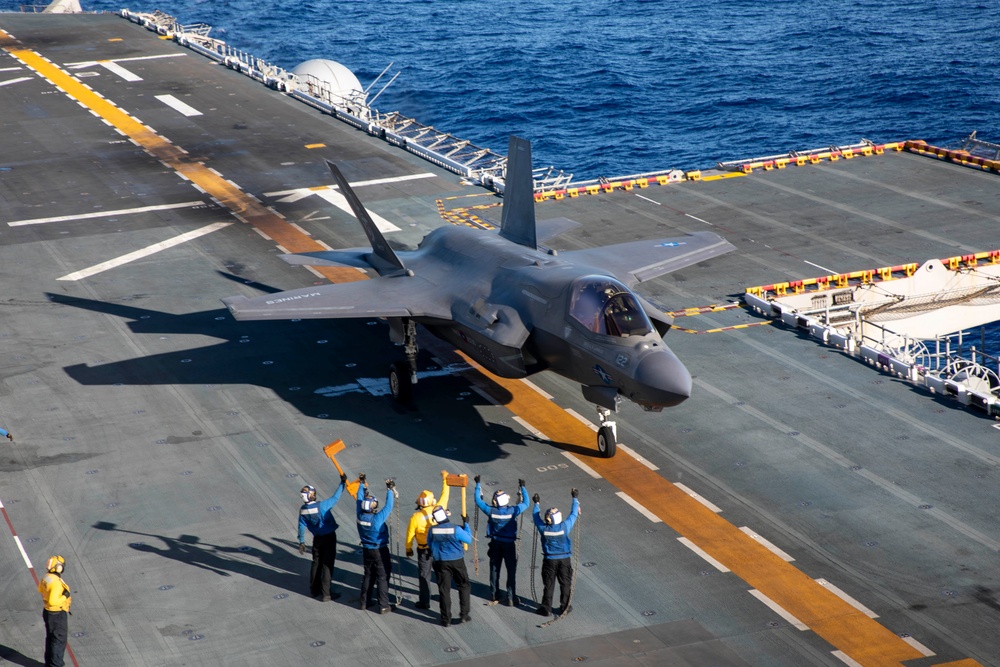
[{"xmin": 2, "ymin": 11, "xmax": 1000, "ymax": 667}]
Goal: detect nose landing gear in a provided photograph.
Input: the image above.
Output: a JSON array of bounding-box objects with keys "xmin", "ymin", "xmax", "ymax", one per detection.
[{"xmin": 596, "ymin": 407, "xmax": 617, "ymax": 458}]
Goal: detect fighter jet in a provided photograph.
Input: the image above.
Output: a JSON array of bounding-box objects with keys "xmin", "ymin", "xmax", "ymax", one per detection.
[{"xmin": 222, "ymin": 137, "xmax": 735, "ymax": 457}]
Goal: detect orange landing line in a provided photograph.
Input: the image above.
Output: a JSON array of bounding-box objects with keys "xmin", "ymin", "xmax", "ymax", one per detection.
[
  {"xmin": 2, "ymin": 32, "xmax": 365, "ymax": 286},
  {"xmin": 455, "ymin": 350, "xmax": 927, "ymax": 667},
  {"xmin": 932, "ymin": 660, "xmax": 984, "ymax": 667}
]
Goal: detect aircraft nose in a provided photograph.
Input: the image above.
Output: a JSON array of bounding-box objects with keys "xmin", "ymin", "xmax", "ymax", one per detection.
[{"xmin": 632, "ymin": 350, "xmax": 692, "ymax": 407}]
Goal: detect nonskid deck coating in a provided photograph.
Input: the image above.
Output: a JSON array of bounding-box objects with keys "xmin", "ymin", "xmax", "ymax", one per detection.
[{"xmin": 1, "ymin": 11, "xmax": 999, "ymax": 667}]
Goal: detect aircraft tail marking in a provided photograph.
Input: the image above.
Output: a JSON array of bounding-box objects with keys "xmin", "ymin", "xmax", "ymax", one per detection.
[
  {"xmin": 499, "ymin": 136, "xmax": 537, "ymax": 250},
  {"xmin": 325, "ymin": 161, "xmax": 407, "ymax": 276}
]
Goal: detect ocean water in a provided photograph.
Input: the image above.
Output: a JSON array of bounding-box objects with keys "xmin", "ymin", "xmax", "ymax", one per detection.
[{"xmin": 6, "ymin": 0, "xmax": 999, "ymax": 177}]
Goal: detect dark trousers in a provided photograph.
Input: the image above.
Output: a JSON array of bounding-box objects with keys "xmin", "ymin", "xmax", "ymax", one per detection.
[
  {"xmin": 433, "ymin": 558, "xmax": 470, "ymax": 622},
  {"xmin": 42, "ymin": 609, "xmax": 68, "ymax": 667},
  {"xmin": 540, "ymin": 557, "xmax": 573, "ymax": 613},
  {"xmin": 416, "ymin": 547, "xmax": 434, "ymax": 606},
  {"xmin": 361, "ymin": 545, "xmax": 391, "ymax": 609},
  {"xmin": 487, "ymin": 539, "xmax": 518, "ymax": 601},
  {"xmin": 309, "ymin": 531, "xmax": 337, "ymax": 598}
]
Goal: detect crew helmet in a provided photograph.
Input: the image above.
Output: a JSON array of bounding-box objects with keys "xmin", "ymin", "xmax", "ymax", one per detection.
[
  {"xmin": 300, "ymin": 485, "xmax": 316, "ymax": 503},
  {"xmin": 492, "ymin": 490, "xmax": 509, "ymax": 508},
  {"xmin": 416, "ymin": 490, "xmax": 435, "ymax": 508},
  {"xmin": 46, "ymin": 555, "xmax": 65, "ymax": 574},
  {"xmin": 431, "ymin": 505, "xmax": 448, "ymax": 525},
  {"xmin": 361, "ymin": 495, "xmax": 379, "ymax": 512},
  {"xmin": 544, "ymin": 508, "xmax": 562, "ymax": 525}
]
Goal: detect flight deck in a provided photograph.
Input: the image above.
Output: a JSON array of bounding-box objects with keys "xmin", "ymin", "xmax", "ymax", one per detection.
[{"xmin": 2, "ymin": 11, "xmax": 1000, "ymax": 667}]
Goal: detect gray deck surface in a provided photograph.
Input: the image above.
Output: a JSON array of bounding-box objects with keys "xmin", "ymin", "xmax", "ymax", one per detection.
[{"xmin": 2, "ymin": 12, "xmax": 1000, "ymax": 667}]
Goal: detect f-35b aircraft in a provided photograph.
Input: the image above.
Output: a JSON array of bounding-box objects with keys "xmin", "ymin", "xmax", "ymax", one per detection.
[{"xmin": 222, "ymin": 137, "xmax": 735, "ymax": 457}]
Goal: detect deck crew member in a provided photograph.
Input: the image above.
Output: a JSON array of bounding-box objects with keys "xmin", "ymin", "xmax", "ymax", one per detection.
[
  {"xmin": 473, "ymin": 475, "xmax": 529, "ymax": 605},
  {"xmin": 0, "ymin": 426, "xmax": 12, "ymax": 441},
  {"xmin": 405, "ymin": 470, "xmax": 451, "ymax": 609},
  {"xmin": 38, "ymin": 555, "xmax": 71, "ymax": 667},
  {"xmin": 532, "ymin": 489, "xmax": 580, "ymax": 617},
  {"xmin": 356, "ymin": 474, "xmax": 396, "ymax": 613},
  {"xmin": 427, "ymin": 506, "xmax": 472, "ymax": 627},
  {"xmin": 297, "ymin": 474, "xmax": 347, "ymax": 601}
]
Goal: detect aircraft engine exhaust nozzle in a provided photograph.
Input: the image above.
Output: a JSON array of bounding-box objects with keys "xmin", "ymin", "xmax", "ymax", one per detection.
[{"xmin": 631, "ymin": 351, "xmax": 692, "ymax": 408}]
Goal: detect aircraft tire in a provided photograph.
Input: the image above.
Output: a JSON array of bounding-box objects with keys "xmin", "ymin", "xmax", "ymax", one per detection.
[
  {"xmin": 597, "ymin": 425, "xmax": 617, "ymax": 458},
  {"xmin": 389, "ymin": 362, "xmax": 412, "ymax": 403}
]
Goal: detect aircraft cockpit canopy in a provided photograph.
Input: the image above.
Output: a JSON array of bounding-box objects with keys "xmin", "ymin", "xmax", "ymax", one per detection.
[{"xmin": 569, "ymin": 276, "xmax": 653, "ymax": 337}]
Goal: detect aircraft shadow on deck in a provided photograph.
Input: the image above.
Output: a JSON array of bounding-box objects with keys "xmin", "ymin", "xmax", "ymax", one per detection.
[{"xmin": 48, "ymin": 290, "xmax": 580, "ymax": 464}]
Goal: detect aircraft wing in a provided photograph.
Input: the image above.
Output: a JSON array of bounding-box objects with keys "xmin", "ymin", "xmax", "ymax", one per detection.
[
  {"xmin": 221, "ymin": 275, "xmax": 452, "ymax": 321},
  {"xmin": 562, "ymin": 231, "xmax": 736, "ymax": 286}
]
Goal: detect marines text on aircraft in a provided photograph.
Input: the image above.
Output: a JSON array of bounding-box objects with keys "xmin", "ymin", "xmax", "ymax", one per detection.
[{"xmin": 222, "ymin": 137, "xmax": 735, "ymax": 456}]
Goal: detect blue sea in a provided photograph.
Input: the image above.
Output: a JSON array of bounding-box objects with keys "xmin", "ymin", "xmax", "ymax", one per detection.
[{"xmin": 6, "ymin": 0, "xmax": 999, "ymax": 178}]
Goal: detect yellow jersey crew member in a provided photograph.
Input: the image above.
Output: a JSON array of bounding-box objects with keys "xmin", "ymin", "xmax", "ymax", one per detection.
[
  {"xmin": 404, "ymin": 470, "xmax": 450, "ymax": 609},
  {"xmin": 38, "ymin": 555, "xmax": 72, "ymax": 667}
]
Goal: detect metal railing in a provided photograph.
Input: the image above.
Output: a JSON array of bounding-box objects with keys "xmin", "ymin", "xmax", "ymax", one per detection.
[{"xmin": 119, "ymin": 9, "xmax": 552, "ymax": 191}]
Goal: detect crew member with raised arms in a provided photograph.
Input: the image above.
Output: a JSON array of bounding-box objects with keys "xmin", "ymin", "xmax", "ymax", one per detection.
[
  {"xmin": 405, "ymin": 470, "xmax": 450, "ymax": 609},
  {"xmin": 38, "ymin": 555, "xmax": 72, "ymax": 667},
  {"xmin": 427, "ymin": 505, "xmax": 473, "ymax": 627},
  {"xmin": 296, "ymin": 473, "xmax": 348, "ymax": 601},
  {"xmin": 356, "ymin": 473, "xmax": 396, "ymax": 614},
  {"xmin": 532, "ymin": 488, "xmax": 580, "ymax": 617},
  {"xmin": 473, "ymin": 475, "xmax": 529, "ymax": 606}
]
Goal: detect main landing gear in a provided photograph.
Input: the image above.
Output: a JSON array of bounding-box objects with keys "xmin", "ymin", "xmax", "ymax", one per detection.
[
  {"xmin": 596, "ymin": 407, "xmax": 617, "ymax": 458},
  {"xmin": 388, "ymin": 318, "xmax": 418, "ymax": 403}
]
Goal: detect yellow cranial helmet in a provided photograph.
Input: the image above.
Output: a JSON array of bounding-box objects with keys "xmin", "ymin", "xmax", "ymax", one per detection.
[
  {"xmin": 416, "ymin": 490, "xmax": 435, "ymax": 507},
  {"xmin": 46, "ymin": 555, "xmax": 65, "ymax": 574}
]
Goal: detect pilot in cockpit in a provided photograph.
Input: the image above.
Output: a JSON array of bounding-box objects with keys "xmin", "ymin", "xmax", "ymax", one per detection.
[{"xmin": 569, "ymin": 277, "xmax": 651, "ymax": 338}]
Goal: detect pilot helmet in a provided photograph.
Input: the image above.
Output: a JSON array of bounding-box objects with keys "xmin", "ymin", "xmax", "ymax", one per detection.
[
  {"xmin": 416, "ymin": 490, "xmax": 435, "ymax": 508},
  {"xmin": 544, "ymin": 508, "xmax": 562, "ymax": 525},
  {"xmin": 492, "ymin": 490, "xmax": 509, "ymax": 508}
]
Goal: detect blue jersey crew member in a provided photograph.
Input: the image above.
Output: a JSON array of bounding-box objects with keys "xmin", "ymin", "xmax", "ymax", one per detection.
[
  {"xmin": 473, "ymin": 475, "xmax": 529, "ymax": 605},
  {"xmin": 356, "ymin": 474, "xmax": 396, "ymax": 613},
  {"xmin": 404, "ymin": 470, "xmax": 450, "ymax": 609},
  {"xmin": 38, "ymin": 555, "xmax": 71, "ymax": 667},
  {"xmin": 427, "ymin": 506, "xmax": 473, "ymax": 627},
  {"xmin": 297, "ymin": 474, "xmax": 347, "ymax": 601},
  {"xmin": 532, "ymin": 489, "xmax": 580, "ymax": 617}
]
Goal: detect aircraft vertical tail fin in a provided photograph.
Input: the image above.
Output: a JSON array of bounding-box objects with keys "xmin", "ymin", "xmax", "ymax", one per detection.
[
  {"xmin": 499, "ymin": 136, "xmax": 537, "ymax": 250},
  {"xmin": 325, "ymin": 160, "xmax": 408, "ymax": 277}
]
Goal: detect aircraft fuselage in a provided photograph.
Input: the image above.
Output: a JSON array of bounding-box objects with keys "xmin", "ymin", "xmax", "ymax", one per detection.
[{"xmin": 407, "ymin": 225, "xmax": 692, "ymax": 410}]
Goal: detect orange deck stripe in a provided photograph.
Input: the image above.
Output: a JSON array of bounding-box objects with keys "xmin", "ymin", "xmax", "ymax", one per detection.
[
  {"xmin": 459, "ymin": 354, "xmax": 928, "ymax": 666},
  {"xmin": 2, "ymin": 33, "xmax": 363, "ymax": 285}
]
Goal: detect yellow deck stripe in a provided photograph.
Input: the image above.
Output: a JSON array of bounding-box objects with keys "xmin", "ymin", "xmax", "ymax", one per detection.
[
  {"xmin": 457, "ymin": 352, "xmax": 929, "ymax": 667},
  {"xmin": 1, "ymin": 31, "xmax": 362, "ymax": 284}
]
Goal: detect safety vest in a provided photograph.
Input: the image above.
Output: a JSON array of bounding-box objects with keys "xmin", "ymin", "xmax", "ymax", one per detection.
[{"xmin": 428, "ymin": 520, "xmax": 470, "ymax": 562}]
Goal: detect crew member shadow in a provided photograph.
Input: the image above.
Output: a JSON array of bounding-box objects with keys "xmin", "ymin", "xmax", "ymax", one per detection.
[
  {"xmin": 94, "ymin": 521, "xmax": 313, "ymax": 596},
  {"xmin": 0, "ymin": 645, "xmax": 43, "ymax": 667}
]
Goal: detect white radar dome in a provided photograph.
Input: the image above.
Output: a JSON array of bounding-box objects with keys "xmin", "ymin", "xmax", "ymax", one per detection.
[{"xmin": 291, "ymin": 59, "xmax": 363, "ymax": 100}]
